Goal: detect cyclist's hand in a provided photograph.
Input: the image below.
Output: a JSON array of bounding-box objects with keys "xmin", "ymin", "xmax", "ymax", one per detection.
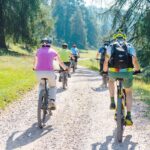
[
  {"xmin": 33, "ymin": 67, "xmax": 36, "ymax": 71},
  {"xmin": 133, "ymin": 70, "xmax": 142, "ymax": 75},
  {"xmin": 65, "ymin": 66, "xmax": 69, "ymax": 71}
]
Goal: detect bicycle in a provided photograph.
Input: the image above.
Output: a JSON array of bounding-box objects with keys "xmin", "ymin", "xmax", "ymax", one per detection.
[
  {"xmin": 38, "ymin": 78, "xmax": 52, "ymax": 128},
  {"xmin": 70, "ymin": 59, "xmax": 76, "ymax": 73},
  {"xmin": 71, "ymin": 55, "xmax": 78, "ymax": 73},
  {"xmin": 115, "ymin": 70, "xmax": 141, "ymax": 142},
  {"xmin": 59, "ymin": 70, "xmax": 68, "ymax": 89},
  {"xmin": 115, "ymin": 78, "xmax": 126, "ymax": 142},
  {"xmin": 96, "ymin": 58, "xmax": 108, "ymax": 88}
]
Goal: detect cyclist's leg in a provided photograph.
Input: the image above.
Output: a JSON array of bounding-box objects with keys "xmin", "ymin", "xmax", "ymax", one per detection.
[
  {"xmin": 99, "ymin": 62, "xmax": 103, "ymax": 73},
  {"xmin": 46, "ymin": 71, "xmax": 57, "ymax": 110},
  {"xmin": 123, "ymin": 76, "xmax": 133, "ymax": 125},
  {"xmin": 36, "ymin": 71, "xmax": 46, "ymax": 96},
  {"xmin": 108, "ymin": 77, "xmax": 116, "ymax": 109}
]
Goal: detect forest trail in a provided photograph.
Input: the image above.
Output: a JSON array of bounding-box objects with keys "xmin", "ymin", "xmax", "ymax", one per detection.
[{"xmin": 0, "ymin": 67, "xmax": 150, "ymax": 150}]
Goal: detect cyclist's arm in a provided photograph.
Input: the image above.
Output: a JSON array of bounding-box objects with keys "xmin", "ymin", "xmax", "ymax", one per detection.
[
  {"xmin": 96, "ymin": 52, "xmax": 100, "ymax": 59},
  {"xmin": 103, "ymin": 55, "xmax": 109, "ymax": 72},
  {"xmin": 128, "ymin": 44, "xmax": 140, "ymax": 71},
  {"xmin": 55, "ymin": 54, "xmax": 68, "ymax": 70},
  {"xmin": 132, "ymin": 56, "xmax": 140, "ymax": 71}
]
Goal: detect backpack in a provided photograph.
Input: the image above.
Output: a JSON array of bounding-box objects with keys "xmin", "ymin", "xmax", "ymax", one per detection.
[
  {"xmin": 100, "ymin": 47, "xmax": 106, "ymax": 63},
  {"xmin": 109, "ymin": 43, "xmax": 133, "ymax": 69}
]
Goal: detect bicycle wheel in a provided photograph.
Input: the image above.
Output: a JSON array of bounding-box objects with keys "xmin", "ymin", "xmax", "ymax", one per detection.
[
  {"xmin": 73, "ymin": 65, "xmax": 75, "ymax": 73},
  {"xmin": 116, "ymin": 97, "xmax": 124, "ymax": 142},
  {"xmin": 62, "ymin": 73, "xmax": 67, "ymax": 89},
  {"xmin": 38, "ymin": 91, "xmax": 47, "ymax": 128}
]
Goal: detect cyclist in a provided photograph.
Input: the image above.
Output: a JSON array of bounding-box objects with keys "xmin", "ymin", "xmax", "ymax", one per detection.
[
  {"xmin": 71, "ymin": 44, "xmax": 80, "ymax": 68},
  {"xmin": 96, "ymin": 41, "xmax": 109, "ymax": 86},
  {"xmin": 33, "ymin": 38, "xmax": 68, "ymax": 110},
  {"xmin": 58, "ymin": 43, "xmax": 74, "ymax": 81},
  {"xmin": 103, "ymin": 30, "xmax": 141, "ymax": 125}
]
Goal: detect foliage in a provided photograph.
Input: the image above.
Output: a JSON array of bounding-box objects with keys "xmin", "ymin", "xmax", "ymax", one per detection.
[
  {"xmin": 52, "ymin": 0, "xmax": 100, "ymax": 49},
  {"xmin": 106, "ymin": 0, "xmax": 150, "ymax": 69},
  {"xmin": 0, "ymin": 0, "xmax": 54, "ymax": 50}
]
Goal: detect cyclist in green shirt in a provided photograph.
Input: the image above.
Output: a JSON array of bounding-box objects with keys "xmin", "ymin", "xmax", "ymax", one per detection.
[{"xmin": 58, "ymin": 43, "xmax": 74, "ymax": 80}]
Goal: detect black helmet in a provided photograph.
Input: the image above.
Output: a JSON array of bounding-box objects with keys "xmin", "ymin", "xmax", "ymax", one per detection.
[
  {"xmin": 104, "ymin": 41, "xmax": 109, "ymax": 46},
  {"xmin": 62, "ymin": 43, "xmax": 68, "ymax": 48},
  {"xmin": 73, "ymin": 44, "xmax": 76, "ymax": 47},
  {"xmin": 41, "ymin": 37, "xmax": 52, "ymax": 47}
]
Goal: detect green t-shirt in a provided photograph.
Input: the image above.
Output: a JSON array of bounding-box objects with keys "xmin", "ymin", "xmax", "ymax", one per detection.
[{"xmin": 59, "ymin": 49, "xmax": 71, "ymax": 62}]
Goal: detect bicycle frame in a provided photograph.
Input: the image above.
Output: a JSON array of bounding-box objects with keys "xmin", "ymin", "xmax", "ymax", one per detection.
[
  {"xmin": 38, "ymin": 78, "xmax": 51, "ymax": 128},
  {"xmin": 116, "ymin": 79, "xmax": 126, "ymax": 143}
]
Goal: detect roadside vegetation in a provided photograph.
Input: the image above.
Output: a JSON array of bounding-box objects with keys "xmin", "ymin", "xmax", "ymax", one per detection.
[{"xmin": 0, "ymin": 45, "xmax": 36, "ymax": 109}]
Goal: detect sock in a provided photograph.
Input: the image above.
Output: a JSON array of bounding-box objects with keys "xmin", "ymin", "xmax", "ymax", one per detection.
[{"xmin": 111, "ymin": 97, "xmax": 115, "ymax": 103}]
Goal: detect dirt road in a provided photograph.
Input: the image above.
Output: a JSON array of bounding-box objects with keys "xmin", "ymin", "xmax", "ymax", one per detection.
[{"xmin": 0, "ymin": 67, "xmax": 150, "ymax": 150}]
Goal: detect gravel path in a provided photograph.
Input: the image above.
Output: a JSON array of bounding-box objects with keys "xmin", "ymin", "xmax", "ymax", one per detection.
[{"xmin": 0, "ymin": 67, "xmax": 150, "ymax": 150}]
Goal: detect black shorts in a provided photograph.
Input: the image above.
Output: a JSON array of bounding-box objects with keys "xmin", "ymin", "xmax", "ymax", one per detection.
[
  {"xmin": 60, "ymin": 62, "xmax": 71, "ymax": 70},
  {"xmin": 99, "ymin": 62, "xmax": 104, "ymax": 73}
]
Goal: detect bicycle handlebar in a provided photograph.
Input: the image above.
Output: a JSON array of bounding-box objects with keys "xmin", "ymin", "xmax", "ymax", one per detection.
[{"xmin": 102, "ymin": 70, "xmax": 142, "ymax": 75}]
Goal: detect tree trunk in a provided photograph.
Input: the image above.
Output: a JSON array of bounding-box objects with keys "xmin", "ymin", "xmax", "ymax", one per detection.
[{"xmin": 0, "ymin": 1, "xmax": 7, "ymax": 49}]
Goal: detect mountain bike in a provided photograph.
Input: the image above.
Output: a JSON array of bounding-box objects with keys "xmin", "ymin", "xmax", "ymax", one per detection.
[
  {"xmin": 59, "ymin": 70, "xmax": 68, "ymax": 89},
  {"xmin": 71, "ymin": 56, "xmax": 78, "ymax": 73},
  {"xmin": 38, "ymin": 78, "xmax": 52, "ymax": 128},
  {"xmin": 70, "ymin": 59, "xmax": 76, "ymax": 73},
  {"xmin": 116, "ymin": 71, "xmax": 141, "ymax": 142},
  {"xmin": 116, "ymin": 78, "xmax": 126, "ymax": 142}
]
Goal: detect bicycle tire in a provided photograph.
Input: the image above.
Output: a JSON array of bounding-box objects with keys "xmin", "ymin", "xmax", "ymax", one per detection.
[
  {"xmin": 117, "ymin": 97, "xmax": 124, "ymax": 142},
  {"xmin": 73, "ymin": 65, "xmax": 75, "ymax": 73},
  {"xmin": 62, "ymin": 73, "xmax": 67, "ymax": 89},
  {"xmin": 38, "ymin": 91, "xmax": 47, "ymax": 128}
]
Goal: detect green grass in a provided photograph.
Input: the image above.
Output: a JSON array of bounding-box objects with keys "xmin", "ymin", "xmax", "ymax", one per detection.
[
  {"xmin": 80, "ymin": 50, "xmax": 97, "ymax": 59},
  {"xmin": 79, "ymin": 59, "xmax": 99, "ymax": 71},
  {"xmin": 133, "ymin": 80, "xmax": 150, "ymax": 117},
  {"xmin": 0, "ymin": 51, "xmax": 36, "ymax": 109},
  {"xmin": 78, "ymin": 50, "xmax": 99, "ymax": 71}
]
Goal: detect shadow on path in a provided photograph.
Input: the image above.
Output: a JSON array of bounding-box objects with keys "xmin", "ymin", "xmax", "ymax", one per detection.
[
  {"xmin": 91, "ymin": 87, "xmax": 108, "ymax": 92},
  {"xmin": 6, "ymin": 123, "xmax": 53, "ymax": 150},
  {"xmin": 91, "ymin": 130, "xmax": 138, "ymax": 150}
]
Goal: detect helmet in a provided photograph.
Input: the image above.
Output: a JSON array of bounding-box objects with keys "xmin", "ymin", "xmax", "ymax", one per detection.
[
  {"xmin": 62, "ymin": 43, "xmax": 68, "ymax": 49},
  {"xmin": 113, "ymin": 29, "xmax": 127, "ymax": 40},
  {"xmin": 41, "ymin": 37, "xmax": 52, "ymax": 47},
  {"xmin": 104, "ymin": 41, "xmax": 109, "ymax": 46},
  {"xmin": 73, "ymin": 44, "xmax": 76, "ymax": 47}
]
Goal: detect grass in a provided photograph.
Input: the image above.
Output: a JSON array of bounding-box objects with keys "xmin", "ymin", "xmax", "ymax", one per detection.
[
  {"xmin": 80, "ymin": 50, "xmax": 97, "ymax": 59},
  {"xmin": 133, "ymin": 80, "xmax": 150, "ymax": 117},
  {"xmin": 0, "ymin": 44, "xmax": 36, "ymax": 109},
  {"xmin": 79, "ymin": 59, "xmax": 99, "ymax": 71},
  {"xmin": 78, "ymin": 50, "xmax": 99, "ymax": 71}
]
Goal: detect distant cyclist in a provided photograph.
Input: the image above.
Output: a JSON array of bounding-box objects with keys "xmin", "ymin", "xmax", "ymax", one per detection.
[
  {"xmin": 103, "ymin": 30, "xmax": 141, "ymax": 125},
  {"xmin": 58, "ymin": 43, "xmax": 74, "ymax": 80},
  {"xmin": 33, "ymin": 38, "xmax": 68, "ymax": 110},
  {"xmin": 71, "ymin": 44, "xmax": 80, "ymax": 68},
  {"xmin": 96, "ymin": 41, "xmax": 109, "ymax": 86}
]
